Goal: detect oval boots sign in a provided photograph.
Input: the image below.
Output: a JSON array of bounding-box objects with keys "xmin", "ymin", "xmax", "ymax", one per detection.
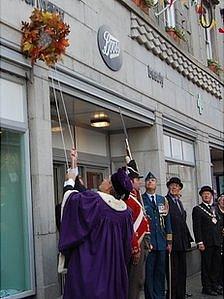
[{"xmin": 97, "ymin": 25, "xmax": 122, "ymax": 71}]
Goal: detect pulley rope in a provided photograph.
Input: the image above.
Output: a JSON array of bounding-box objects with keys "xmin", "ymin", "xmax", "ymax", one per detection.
[
  {"xmin": 57, "ymin": 78, "xmax": 75, "ymax": 149},
  {"xmin": 51, "ymin": 75, "xmax": 69, "ymax": 170}
]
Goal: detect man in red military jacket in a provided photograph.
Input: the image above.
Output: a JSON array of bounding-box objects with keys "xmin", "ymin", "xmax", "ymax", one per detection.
[{"xmin": 125, "ymin": 158, "xmax": 151, "ymax": 299}]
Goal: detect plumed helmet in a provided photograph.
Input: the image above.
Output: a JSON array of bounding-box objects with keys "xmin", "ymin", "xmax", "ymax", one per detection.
[{"xmin": 126, "ymin": 158, "xmax": 143, "ymax": 179}]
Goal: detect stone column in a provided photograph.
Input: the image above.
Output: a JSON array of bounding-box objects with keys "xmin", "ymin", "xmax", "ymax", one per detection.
[
  {"xmin": 195, "ymin": 130, "xmax": 212, "ymax": 200},
  {"xmin": 129, "ymin": 111, "xmax": 166, "ymax": 195},
  {"xmin": 27, "ymin": 64, "xmax": 59, "ymax": 299}
]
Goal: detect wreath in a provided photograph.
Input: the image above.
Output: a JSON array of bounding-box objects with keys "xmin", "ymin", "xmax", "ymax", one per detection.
[{"xmin": 21, "ymin": 8, "xmax": 70, "ymax": 66}]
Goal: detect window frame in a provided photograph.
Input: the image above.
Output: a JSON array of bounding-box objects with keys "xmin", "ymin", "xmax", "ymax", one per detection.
[
  {"xmin": 204, "ymin": 27, "xmax": 213, "ymax": 60},
  {"xmin": 163, "ymin": 133, "xmax": 195, "ymax": 166},
  {"xmin": 0, "ymin": 74, "xmax": 35, "ymax": 298},
  {"xmin": 164, "ymin": 2, "xmax": 176, "ymax": 28}
]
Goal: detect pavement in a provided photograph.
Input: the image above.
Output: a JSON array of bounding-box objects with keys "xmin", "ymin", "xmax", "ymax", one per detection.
[
  {"xmin": 186, "ymin": 273, "xmax": 223, "ymax": 299},
  {"xmin": 139, "ymin": 272, "xmax": 223, "ymax": 298},
  {"xmin": 58, "ymin": 272, "xmax": 223, "ymax": 299}
]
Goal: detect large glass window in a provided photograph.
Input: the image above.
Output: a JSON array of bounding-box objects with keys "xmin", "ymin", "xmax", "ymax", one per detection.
[
  {"xmin": 0, "ymin": 129, "xmax": 33, "ymax": 297},
  {"xmin": 0, "ymin": 76, "xmax": 34, "ymax": 298}
]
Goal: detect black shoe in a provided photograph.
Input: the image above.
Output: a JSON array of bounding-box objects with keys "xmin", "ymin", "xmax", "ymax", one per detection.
[
  {"xmin": 185, "ymin": 292, "xmax": 193, "ymax": 297},
  {"xmin": 202, "ymin": 288, "xmax": 218, "ymax": 296},
  {"xmin": 215, "ymin": 288, "xmax": 223, "ymax": 295}
]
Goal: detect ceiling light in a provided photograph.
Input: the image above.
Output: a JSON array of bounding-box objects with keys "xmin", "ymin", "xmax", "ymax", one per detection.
[
  {"xmin": 51, "ymin": 126, "xmax": 64, "ymax": 133},
  {"xmin": 90, "ymin": 112, "xmax": 110, "ymax": 128}
]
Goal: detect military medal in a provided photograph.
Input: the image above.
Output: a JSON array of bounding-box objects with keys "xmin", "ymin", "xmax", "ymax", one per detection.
[
  {"xmin": 158, "ymin": 203, "xmax": 165, "ymax": 215},
  {"xmin": 212, "ymin": 217, "xmax": 217, "ymax": 224}
]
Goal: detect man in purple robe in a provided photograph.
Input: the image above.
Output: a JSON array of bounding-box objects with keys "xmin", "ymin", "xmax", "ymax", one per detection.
[{"xmin": 59, "ymin": 151, "xmax": 133, "ymax": 299}]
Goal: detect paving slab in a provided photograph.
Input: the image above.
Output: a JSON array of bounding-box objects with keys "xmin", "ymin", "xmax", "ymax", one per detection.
[{"xmin": 139, "ymin": 272, "xmax": 223, "ymax": 298}]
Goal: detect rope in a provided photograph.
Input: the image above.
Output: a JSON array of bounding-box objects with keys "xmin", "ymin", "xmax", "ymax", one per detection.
[
  {"xmin": 57, "ymin": 79, "xmax": 75, "ymax": 148},
  {"xmin": 53, "ymin": 66, "xmax": 75, "ymax": 148},
  {"xmin": 33, "ymin": 1, "xmax": 73, "ymax": 169},
  {"xmin": 119, "ymin": 107, "xmax": 133, "ymax": 160},
  {"xmin": 51, "ymin": 76, "xmax": 69, "ymax": 170}
]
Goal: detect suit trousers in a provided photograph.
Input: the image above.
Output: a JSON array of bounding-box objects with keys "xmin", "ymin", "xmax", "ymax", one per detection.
[
  {"xmin": 128, "ymin": 240, "xmax": 148, "ymax": 299},
  {"xmin": 144, "ymin": 250, "xmax": 166, "ymax": 299},
  {"xmin": 166, "ymin": 251, "xmax": 186, "ymax": 299},
  {"xmin": 201, "ymin": 246, "xmax": 221, "ymax": 290}
]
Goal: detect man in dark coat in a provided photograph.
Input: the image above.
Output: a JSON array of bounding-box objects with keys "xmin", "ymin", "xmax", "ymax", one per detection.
[
  {"xmin": 216, "ymin": 193, "xmax": 224, "ymax": 291},
  {"xmin": 165, "ymin": 177, "xmax": 193, "ymax": 299},
  {"xmin": 192, "ymin": 186, "xmax": 223, "ymax": 296},
  {"xmin": 142, "ymin": 172, "xmax": 172, "ymax": 299}
]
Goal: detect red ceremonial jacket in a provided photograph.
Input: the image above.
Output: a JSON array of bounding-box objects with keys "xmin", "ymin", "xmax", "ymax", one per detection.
[{"xmin": 126, "ymin": 189, "xmax": 150, "ymax": 254}]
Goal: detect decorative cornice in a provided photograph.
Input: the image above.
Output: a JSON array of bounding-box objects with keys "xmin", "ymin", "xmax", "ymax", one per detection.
[{"xmin": 130, "ymin": 13, "xmax": 223, "ymax": 99}]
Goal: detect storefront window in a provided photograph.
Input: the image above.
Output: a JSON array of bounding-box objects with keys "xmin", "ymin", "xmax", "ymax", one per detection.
[
  {"xmin": 0, "ymin": 129, "xmax": 33, "ymax": 298},
  {"xmin": 0, "ymin": 76, "xmax": 34, "ymax": 298},
  {"xmin": 164, "ymin": 134, "xmax": 197, "ymax": 236}
]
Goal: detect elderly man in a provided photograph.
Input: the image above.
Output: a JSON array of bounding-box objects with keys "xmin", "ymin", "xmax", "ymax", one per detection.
[
  {"xmin": 216, "ymin": 192, "xmax": 224, "ymax": 290},
  {"xmin": 166, "ymin": 177, "xmax": 193, "ymax": 299},
  {"xmin": 59, "ymin": 149, "xmax": 134, "ymax": 299},
  {"xmin": 192, "ymin": 186, "xmax": 223, "ymax": 296},
  {"xmin": 142, "ymin": 172, "xmax": 172, "ymax": 299},
  {"xmin": 216, "ymin": 193, "xmax": 224, "ymax": 292}
]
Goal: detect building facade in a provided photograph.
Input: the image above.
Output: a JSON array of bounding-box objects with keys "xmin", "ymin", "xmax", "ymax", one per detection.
[{"xmin": 0, "ymin": 0, "xmax": 224, "ymax": 298}]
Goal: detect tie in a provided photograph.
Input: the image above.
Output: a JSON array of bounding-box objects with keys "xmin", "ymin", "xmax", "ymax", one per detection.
[
  {"xmin": 151, "ymin": 195, "xmax": 156, "ymax": 207},
  {"xmin": 208, "ymin": 204, "xmax": 211, "ymax": 209},
  {"xmin": 175, "ymin": 198, "xmax": 182, "ymax": 213}
]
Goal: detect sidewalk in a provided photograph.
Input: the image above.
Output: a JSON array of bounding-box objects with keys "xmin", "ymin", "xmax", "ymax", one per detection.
[
  {"xmin": 186, "ymin": 273, "xmax": 223, "ymax": 299},
  {"xmin": 139, "ymin": 272, "xmax": 223, "ymax": 298}
]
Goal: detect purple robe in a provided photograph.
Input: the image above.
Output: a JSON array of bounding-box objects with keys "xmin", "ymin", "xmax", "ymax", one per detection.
[{"xmin": 59, "ymin": 190, "xmax": 133, "ymax": 299}]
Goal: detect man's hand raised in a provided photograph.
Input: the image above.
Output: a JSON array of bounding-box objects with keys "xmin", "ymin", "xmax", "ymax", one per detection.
[{"xmin": 70, "ymin": 148, "xmax": 78, "ymax": 169}]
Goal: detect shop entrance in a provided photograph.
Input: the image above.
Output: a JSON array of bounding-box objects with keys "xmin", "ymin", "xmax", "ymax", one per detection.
[{"xmin": 50, "ymin": 88, "xmax": 150, "ymax": 197}]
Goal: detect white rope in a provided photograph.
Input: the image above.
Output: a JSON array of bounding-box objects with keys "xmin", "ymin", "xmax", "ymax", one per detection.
[
  {"xmin": 34, "ymin": 1, "xmax": 71, "ymax": 167},
  {"xmin": 51, "ymin": 76, "xmax": 69, "ymax": 170},
  {"xmin": 57, "ymin": 79, "xmax": 75, "ymax": 148},
  {"xmin": 53, "ymin": 66, "xmax": 75, "ymax": 148}
]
